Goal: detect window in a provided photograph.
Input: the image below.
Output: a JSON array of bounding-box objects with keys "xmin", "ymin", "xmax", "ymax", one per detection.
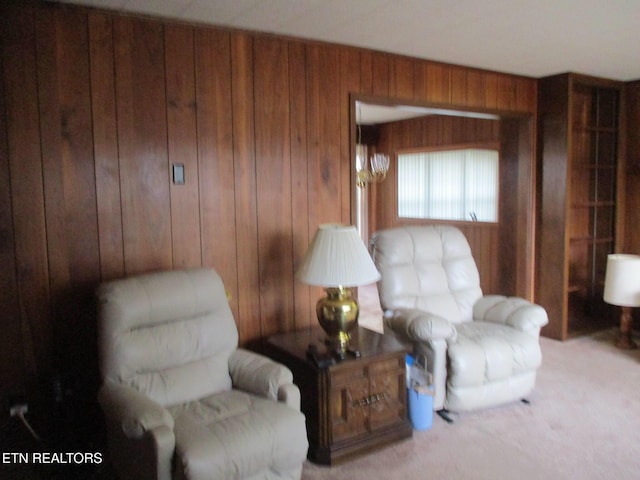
[{"xmin": 397, "ymin": 147, "xmax": 499, "ymax": 222}]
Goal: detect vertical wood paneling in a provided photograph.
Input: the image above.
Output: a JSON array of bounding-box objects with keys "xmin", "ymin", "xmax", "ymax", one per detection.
[
  {"xmin": 498, "ymin": 118, "xmax": 521, "ymax": 294},
  {"xmin": 450, "ymin": 67, "xmax": 467, "ymax": 105},
  {"xmin": 484, "ymin": 72, "xmax": 499, "ymax": 110},
  {"xmin": 305, "ymin": 44, "xmax": 344, "ymax": 322},
  {"xmin": 165, "ymin": 25, "xmax": 201, "ymax": 268},
  {"xmin": 289, "ymin": 41, "xmax": 314, "ymax": 328},
  {"xmin": 517, "ymin": 116, "xmax": 536, "ymax": 298},
  {"xmin": 306, "ymin": 44, "xmax": 342, "ymax": 227},
  {"xmin": 625, "ymin": 81, "xmax": 640, "ymax": 254},
  {"xmin": 0, "ymin": 38, "xmax": 24, "ymax": 397},
  {"xmin": 536, "ymin": 75, "xmax": 569, "ymax": 339},
  {"xmin": 35, "ymin": 11, "xmax": 68, "ymax": 294},
  {"xmin": 0, "ymin": 2, "xmax": 543, "ymax": 399},
  {"xmin": 423, "ymin": 63, "xmax": 451, "ymax": 104},
  {"xmin": 466, "ymin": 70, "xmax": 486, "ymax": 108},
  {"xmin": 516, "ymin": 77, "xmax": 537, "ymax": 113},
  {"xmin": 389, "ymin": 56, "xmax": 415, "ymax": 100},
  {"xmin": 35, "ymin": 8, "xmax": 100, "ymax": 372},
  {"xmin": 340, "ymin": 48, "xmax": 361, "ymax": 224},
  {"xmin": 114, "ymin": 17, "xmax": 172, "ymax": 274},
  {"xmin": 359, "ymin": 51, "xmax": 373, "ymax": 96},
  {"xmin": 194, "ymin": 28, "xmax": 237, "ymax": 311},
  {"xmin": 254, "ymin": 37, "xmax": 294, "ymax": 336},
  {"xmin": 37, "ymin": 9, "xmax": 99, "ymax": 286},
  {"xmin": 412, "ymin": 61, "xmax": 426, "ymax": 101},
  {"xmin": 624, "ymin": 89, "xmax": 639, "ymax": 323},
  {"xmin": 497, "ymin": 73, "xmax": 518, "ymax": 111},
  {"xmin": 460, "ymin": 225, "xmax": 498, "ymax": 291},
  {"xmin": 89, "ymin": 12, "xmax": 124, "ymax": 281},
  {"xmin": 371, "ymin": 54, "xmax": 390, "ymax": 97},
  {"xmin": 2, "ymin": 5, "xmax": 51, "ymax": 385},
  {"xmin": 231, "ymin": 32, "xmax": 260, "ymax": 343}
]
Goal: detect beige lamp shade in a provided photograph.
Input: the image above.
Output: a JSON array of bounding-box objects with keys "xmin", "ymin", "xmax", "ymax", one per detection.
[
  {"xmin": 603, "ymin": 254, "xmax": 640, "ymax": 307},
  {"xmin": 296, "ymin": 224, "xmax": 381, "ymax": 287}
]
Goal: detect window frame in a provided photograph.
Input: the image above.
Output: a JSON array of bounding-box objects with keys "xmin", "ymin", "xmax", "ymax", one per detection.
[{"xmin": 395, "ymin": 142, "xmax": 501, "ymax": 225}]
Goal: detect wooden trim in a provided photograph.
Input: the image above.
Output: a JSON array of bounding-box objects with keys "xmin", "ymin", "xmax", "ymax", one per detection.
[{"xmin": 397, "ymin": 141, "xmax": 500, "ymax": 155}]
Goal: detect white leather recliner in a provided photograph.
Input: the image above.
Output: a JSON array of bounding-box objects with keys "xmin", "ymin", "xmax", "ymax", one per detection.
[
  {"xmin": 96, "ymin": 267, "xmax": 308, "ymax": 480},
  {"xmin": 370, "ymin": 226, "xmax": 548, "ymax": 414}
]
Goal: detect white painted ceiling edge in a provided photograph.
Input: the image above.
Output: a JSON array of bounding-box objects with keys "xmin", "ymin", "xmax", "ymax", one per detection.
[
  {"xmin": 50, "ymin": 0, "xmax": 640, "ymax": 82},
  {"xmin": 48, "ymin": 0, "xmax": 640, "ymax": 124}
]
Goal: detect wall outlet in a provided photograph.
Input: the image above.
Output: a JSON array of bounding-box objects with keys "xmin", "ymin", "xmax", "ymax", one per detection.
[
  {"xmin": 8, "ymin": 394, "xmax": 28, "ymax": 417},
  {"xmin": 10, "ymin": 403, "xmax": 28, "ymax": 417}
]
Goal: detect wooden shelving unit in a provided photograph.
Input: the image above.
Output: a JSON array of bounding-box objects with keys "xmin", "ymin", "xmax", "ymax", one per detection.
[{"xmin": 537, "ymin": 73, "xmax": 626, "ymax": 340}]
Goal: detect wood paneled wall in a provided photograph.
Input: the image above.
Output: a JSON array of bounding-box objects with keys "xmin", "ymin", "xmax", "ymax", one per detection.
[
  {"xmin": 0, "ymin": 2, "xmax": 537, "ymax": 402},
  {"xmin": 625, "ymin": 80, "xmax": 640, "ymax": 254},
  {"xmin": 369, "ymin": 115, "xmax": 502, "ymax": 293},
  {"xmin": 625, "ymin": 81, "xmax": 640, "ymax": 326},
  {"xmin": 368, "ymin": 114, "xmax": 532, "ymax": 297}
]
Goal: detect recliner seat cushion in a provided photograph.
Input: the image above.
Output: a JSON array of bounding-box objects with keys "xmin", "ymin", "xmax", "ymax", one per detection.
[
  {"xmin": 447, "ymin": 321, "xmax": 542, "ymax": 388},
  {"xmin": 170, "ymin": 390, "xmax": 308, "ymax": 480}
]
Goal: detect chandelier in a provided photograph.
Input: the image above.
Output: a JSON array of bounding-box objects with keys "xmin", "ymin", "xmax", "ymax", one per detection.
[
  {"xmin": 356, "ymin": 122, "xmax": 390, "ymax": 188},
  {"xmin": 356, "ymin": 152, "xmax": 390, "ymax": 188}
]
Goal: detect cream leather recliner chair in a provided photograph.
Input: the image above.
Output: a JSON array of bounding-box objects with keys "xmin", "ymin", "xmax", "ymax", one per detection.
[
  {"xmin": 96, "ymin": 268, "xmax": 308, "ymax": 480},
  {"xmin": 370, "ymin": 226, "xmax": 548, "ymax": 416}
]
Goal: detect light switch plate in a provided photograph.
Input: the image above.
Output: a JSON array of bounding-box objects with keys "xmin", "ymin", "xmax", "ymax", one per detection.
[{"xmin": 173, "ymin": 163, "xmax": 185, "ymax": 185}]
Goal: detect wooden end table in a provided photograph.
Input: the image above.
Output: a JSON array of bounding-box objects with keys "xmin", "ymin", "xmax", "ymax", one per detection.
[{"xmin": 265, "ymin": 326, "xmax": 412, "ymax": 465}]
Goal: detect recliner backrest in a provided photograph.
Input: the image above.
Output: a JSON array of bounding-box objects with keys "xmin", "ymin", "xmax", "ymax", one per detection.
[
  {"xmin": 371, "ymin": 225, "xmax": 483, "ymax": 324},
  {"xmin": 97, "ymin": 268, "xmax": 238, "ymax": 407}
]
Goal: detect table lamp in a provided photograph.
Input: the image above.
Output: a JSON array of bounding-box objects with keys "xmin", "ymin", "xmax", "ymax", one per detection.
[
  {"xmin": 603, "ymin": 253, "xmax": 640, "ymax": 349},
  {"xmin": 296, "ymin": 224, "xmax": 381, "ymax": 353}
]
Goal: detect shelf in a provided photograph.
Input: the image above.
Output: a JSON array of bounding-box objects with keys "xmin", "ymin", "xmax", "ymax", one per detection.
[
  {"xmin": 572, "ymin": 125, "xmax": 618, "ymax": 134},
  {"xmin": 567, "ymin": 284, "xmax": 585, "ymax": 294},
  {"xmin": 569, "ymin": 236, "xmax": 614, "ymax": 244},
  {"xmin": 538, "ymin": 73, "xmax": 622, "ymax": 341},
  {"xmin": 570, "ymin": 201, "xmax": 615, "ymax": 208},
  {"xmin": 571, "ymin": 163, "xmax": 616, "ymax": 170}
]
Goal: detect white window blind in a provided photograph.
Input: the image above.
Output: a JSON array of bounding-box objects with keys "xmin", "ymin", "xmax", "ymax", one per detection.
[{"xmin": 398, "ymin": 148, "xmax": 499, "ymax": 222}]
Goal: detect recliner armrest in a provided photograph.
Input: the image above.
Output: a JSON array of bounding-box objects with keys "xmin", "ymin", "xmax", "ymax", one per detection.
[
  {"xmin": 229, "ymin": 349, "xmax": 299, "ymax": 408},
  {"xmin": 384, "ymin": 308, "xmax": 457, "ymax": 343},
  {"xmin": 474, "ymin": 295, "xmax": 549, "ymax": 336},
  {"xmin": 276, "ymin": 383, "xmax": 301, "ymax": 411},
  {"xmin": 98, "ymin": 381, "xmax": 174, "ymax": 439},
  {"xmin": 98, "ymin": 382, "xmax": 175, "ymax": 480}
]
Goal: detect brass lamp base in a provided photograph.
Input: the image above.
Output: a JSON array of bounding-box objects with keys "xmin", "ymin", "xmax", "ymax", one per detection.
[
  {"xmin": 316, "ymin": 287, "xmax": 359, "ymax": 353},
  {"xmin": 616, "ymin": 306, "xmax": 637, "ymax": 350}
]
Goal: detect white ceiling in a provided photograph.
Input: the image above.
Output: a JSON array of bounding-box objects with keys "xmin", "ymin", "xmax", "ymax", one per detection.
[
  {"xmin": 355, "ymin": 101, "xmax": 500, "ymax": 125},
  {"xmin": 52, "ymin": 0, "xmax": 640, "ymax": 82}
]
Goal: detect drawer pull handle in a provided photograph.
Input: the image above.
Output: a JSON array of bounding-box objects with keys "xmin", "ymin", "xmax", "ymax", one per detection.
[{"xmin": 353, "ymin": 392, "xmax": 388, "ymax": 407}]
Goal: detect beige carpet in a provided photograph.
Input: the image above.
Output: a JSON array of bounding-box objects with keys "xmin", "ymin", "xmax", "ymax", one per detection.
[{"xmin": 302, "ymin": 328, "xmax": 640, "ymax": 480}]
